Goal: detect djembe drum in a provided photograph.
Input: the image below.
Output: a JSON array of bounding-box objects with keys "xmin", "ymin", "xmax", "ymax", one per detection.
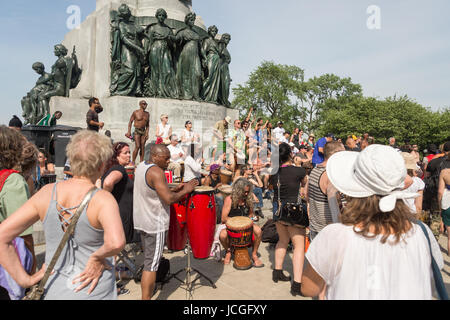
[
  {"xmin": 220, "ymin": 169, "xmax": 233, "ymax": 185},
  {"xmin": 226, "ymin": 216, "xmax": 254, "ymax": 270},
  {"xmin": 218, "ymin": 185, "xmax": 232, "ymax": 198}
]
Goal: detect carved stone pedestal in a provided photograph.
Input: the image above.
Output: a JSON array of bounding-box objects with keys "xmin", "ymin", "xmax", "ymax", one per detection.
[{"xmin": 50, "ymin": 96, "xmax": 239, "ymax": 157}]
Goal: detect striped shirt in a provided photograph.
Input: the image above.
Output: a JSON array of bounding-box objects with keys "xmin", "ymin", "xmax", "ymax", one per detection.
[{"xmin": 308, "ymin": 166, "xmax": 333, "ymax": 233}]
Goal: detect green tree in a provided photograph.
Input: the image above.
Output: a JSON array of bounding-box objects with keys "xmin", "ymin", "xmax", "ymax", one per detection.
[{"xmin": 231, "ymin": 61, "xmax": 304, "ymax": 130}]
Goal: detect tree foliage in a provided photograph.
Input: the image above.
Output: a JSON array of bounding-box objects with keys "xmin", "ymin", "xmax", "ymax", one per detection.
[{"xmin": 232, "ymin": 61, "xmax": 449, "ymax": 149}]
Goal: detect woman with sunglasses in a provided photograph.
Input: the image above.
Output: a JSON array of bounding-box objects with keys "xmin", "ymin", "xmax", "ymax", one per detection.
[{"xmin": 155, "ymin": 114, "xmax": 172, "ymax": 145}]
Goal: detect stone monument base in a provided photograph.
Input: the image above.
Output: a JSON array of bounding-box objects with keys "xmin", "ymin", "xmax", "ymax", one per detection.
[{"xmin": 50, "ymin": 96, "xmax": 239, "ymax": 161}]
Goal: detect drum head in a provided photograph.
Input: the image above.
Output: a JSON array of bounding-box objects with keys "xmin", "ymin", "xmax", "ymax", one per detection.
[
  {"xmin": 220, "ymin": 169, "xmax": 232, "ymax": 176},
  {"xmin": 218, "ymin": 185, "xmax": 232, "ymax": 195},
  {"xmin": 226, "ymin": 216, "xmax": 253, "ymax": 230},
  {"xmin": 194, "ymin": 186, "xmax": 215, "ymax": 194}
]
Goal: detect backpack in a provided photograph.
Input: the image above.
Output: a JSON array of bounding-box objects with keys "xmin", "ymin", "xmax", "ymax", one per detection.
[
  {"xmin": 423, "ymin": 160, "xmax": 445, "ymax": 209},
  {"xmin": 261, "ymin": 219, "xmax": 279, "ymax": 243},
  {"xmin": 156, "ymin": 257, "xmax": 170, "ymax": 283}
]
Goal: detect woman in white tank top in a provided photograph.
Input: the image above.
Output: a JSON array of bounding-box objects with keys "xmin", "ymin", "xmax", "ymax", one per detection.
[{"xmin": 155, "ymin": 114, "xmax": 172, "ymax": 144}]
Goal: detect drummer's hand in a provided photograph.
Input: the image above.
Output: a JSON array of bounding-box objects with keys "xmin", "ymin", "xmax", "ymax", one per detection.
[
  {"xmin": 172, "ymin": 184, "xmax": 184, "ymax": 192},
  {"xmin": 216, "ymin": 183, "xmax": 223, "ymax": 189},
  {"xmin": 184, "ymin": 180, "xmax": 198, "ymax": 193}
]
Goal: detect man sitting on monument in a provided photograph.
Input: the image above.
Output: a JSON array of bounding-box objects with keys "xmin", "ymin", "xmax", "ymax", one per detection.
[
  {"xmin": 126, "ymin": 100, "xmax": 150, "ymax": 165},
  {"xmin": 86, "ymin": 97, "xmax": 104, "ymax": 133}
]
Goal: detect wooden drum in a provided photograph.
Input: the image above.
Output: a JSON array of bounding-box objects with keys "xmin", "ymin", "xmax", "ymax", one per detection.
[
  {"xmin": 226, "ymin": 216, "xmax": 254, "ymax": 270},
  {"xmin": 220, "ymin": 169, "xmax": 233, "ymax": 185}
]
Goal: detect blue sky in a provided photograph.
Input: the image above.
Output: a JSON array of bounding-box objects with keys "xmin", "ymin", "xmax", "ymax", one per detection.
[{"xmin": 1, "ymin": 0, "xmax": 449, "ymax": 125}]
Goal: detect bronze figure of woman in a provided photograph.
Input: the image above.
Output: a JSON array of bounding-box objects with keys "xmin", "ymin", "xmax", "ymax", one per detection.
[
  {"xmin": 201, "ymin": 25, "xmax": 222, "ymax": 104},
  {"xmin": 110, "ymin": 4, "xmax": 145, "ymax": 97},
  {"xmin": 175, "ymin": 12, "xmax": 205, "ymax": 101},
  {"xmin": 144, "ymin": 8, "xmax": 178, "ymax": 98}
]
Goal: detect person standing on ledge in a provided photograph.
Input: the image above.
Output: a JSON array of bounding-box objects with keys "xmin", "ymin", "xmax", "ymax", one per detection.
[
  {"xmin": 126, "ymin": 100, "xmax": 150, "ymax": 165},
  {"xmin": 86, "ymin": 97, "xmax": 104, "ymax": 133}
]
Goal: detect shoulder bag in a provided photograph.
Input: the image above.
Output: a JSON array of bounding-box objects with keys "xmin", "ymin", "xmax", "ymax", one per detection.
[
  {"xmin": 275, "ymin": 169, "xmax": 309, "ymax": 228},
  {"xmin": 23, "ymin": 187, "xmax": 97, "ymax": 300},
  {"xmin": 416, "ymin": 220, "xmax": 448, "ymax": 300}
]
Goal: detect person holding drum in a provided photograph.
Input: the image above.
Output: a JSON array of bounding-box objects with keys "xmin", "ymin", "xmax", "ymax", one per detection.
[
  {"xmin": 234, "ymin": 165, "xmax": 265, "ymax": 220},
  {"xmin": 134, "ymin": 144, "xmax": 198, "ymax": 300},
  {"xmin": 269, "ymin": 143, "xmax": 308, "ymax": 296},
  {"xmin": 218, "ymin": 178, "xmax": 264, "ymax": 268},
  {"xmin": 203, "ymin": 164, "xmax": 226, "ymax": 224}
]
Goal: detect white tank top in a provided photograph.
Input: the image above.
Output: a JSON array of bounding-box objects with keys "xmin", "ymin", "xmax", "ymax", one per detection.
[
  {"xmin": 158, "ymin": 123, "xmax": 171, "ymax": 139},
  {"xmin": 133, "ymin": 162, "xmax": 170, "ymax": 234}
]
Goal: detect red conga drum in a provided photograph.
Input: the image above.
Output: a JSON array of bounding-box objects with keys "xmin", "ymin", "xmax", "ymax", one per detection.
[
  {"xmin": 167, "ymin": 189, "xmax": 189, "ymax": 252},
  {"xmin": 187, "ymin": 186, "xmax": 216, "ymax": 259},
  {"xmin": 125, "ymin": 166, "xmax": 136, "ymax": 180}
]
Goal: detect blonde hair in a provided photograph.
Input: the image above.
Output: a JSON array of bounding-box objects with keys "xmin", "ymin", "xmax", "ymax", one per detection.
[
  {"xmin": 231, "ymin": 178, "xmax": 254, "ymax": 210},
  {"xmin": 66, "ymin": 130, "xmax": 113, "ymax": 180},
  {"xmin": 160, "ymin": 114, "xmax": 168, "ymax": 121}
]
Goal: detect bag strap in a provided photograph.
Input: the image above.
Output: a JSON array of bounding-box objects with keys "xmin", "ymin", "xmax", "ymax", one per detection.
[
  {"xmin": 415, "ymin": 220, "xmax": 449, "ymax": 300},
  {"xmin": 35, "ymin": 187, "xmax": 97, "ymax": 295},
  {"xmin": 276, "ymin": 169, "xmax": 282, "ymax": 217}
]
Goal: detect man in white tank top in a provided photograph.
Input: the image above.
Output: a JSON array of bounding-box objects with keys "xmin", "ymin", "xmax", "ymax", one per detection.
[{"xmin": 133, "ymin": 144, "xmax": 198, "ymax": 300}]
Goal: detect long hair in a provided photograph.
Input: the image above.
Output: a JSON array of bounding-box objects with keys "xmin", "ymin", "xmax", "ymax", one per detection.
[
  {"xmin": 0, "ymin": 126, "xmax": 24, "ymax": 170},
  {"xmin": 340, "ymin": 195, "xmax": 416, "ymax": 244},
  {"xmin": 104, "ymin": 142, "xmax": 129, "ymax": 174},
  {"xmin": 231, "ymin": 178, "xmax": 254, "ymax": 211}
]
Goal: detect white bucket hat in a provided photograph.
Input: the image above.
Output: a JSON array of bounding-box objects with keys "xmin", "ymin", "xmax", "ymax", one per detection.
[{"xmin": 326, "ymin": 144, "xmax": 419, "ymax": 213}]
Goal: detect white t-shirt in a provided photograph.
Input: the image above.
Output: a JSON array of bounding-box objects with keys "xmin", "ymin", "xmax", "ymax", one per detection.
[
  {"xmin": 272, "ymin": 127, "xmax": 285, "ymax": 142},
  {"xmin": 183, "ymin": 156, "xmax": 202, "ymax": 182},
  {"xmin": 403, "ymin": 177, "xmax": 425, "ymax": 213},
  {"xmin": 167, "ymin": 144, "xmax": 185, "ymax": 163},
  {"xmin": 305, "ymin": 223, "xmax": 444, "ymax": 300}
]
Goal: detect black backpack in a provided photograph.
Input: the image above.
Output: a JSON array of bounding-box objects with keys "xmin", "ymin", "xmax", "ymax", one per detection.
[
  {"xmin": 156, "ymin": 257, "xmax": 170, "ymax": 283},
  {"xmin": 423, "ymin": 160, "xmax": 445, "ymax": 206},
  {"xmin": 261, "ymin": 219, "xmax": 279, "ymax": 243}
]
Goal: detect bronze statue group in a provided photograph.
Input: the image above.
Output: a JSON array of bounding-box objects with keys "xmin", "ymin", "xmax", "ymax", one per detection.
[{"xmin": 110, "ymin": 5, "xmax": 232, "ymax": 106}]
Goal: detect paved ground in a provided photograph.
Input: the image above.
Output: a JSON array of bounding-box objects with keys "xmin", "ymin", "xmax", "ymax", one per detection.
[{"xmin": 34, "ymin": 199, "xmax": 450, "ymax": 300}]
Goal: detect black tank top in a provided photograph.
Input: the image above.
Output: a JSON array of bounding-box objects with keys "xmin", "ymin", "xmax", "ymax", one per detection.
[
  {"xmin": 228, "ymin": 204, "xmax": 250, "ymax": 218},
  {"xmin": 210, "ymin": 175, "xmax": 221, "ymax": 188}
]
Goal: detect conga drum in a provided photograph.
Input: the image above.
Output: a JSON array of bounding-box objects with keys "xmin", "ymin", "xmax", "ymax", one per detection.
[
  {"xmin": 226, "ymin": 217, "xmax": 254, "ymax": 270},
  {"xmin": 220, "ymin": 169, "xmax": 233, "ymax": 185},
  {"xmin": 125, "ymin": 166, "xmax": 135, "ymax": 180},
  {"xmin": 187, "ymin": 186, "xmax": 216, "ymax": 259},
  {"xmin": 218, "ymin": 185, "xmax": 232, "ymax": 198},
  {"xmin": 167, "ymin": 185, "xmax": 190, "ymax": 252}
]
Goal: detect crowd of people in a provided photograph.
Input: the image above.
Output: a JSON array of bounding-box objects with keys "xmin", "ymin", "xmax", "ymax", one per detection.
[{"xmin": 0, "ymin": 101, "xmax": 449, "ymax": 300}]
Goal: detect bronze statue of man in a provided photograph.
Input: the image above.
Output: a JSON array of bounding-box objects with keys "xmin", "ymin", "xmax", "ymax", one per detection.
[
  {"xmin": 21, "ymin": 62, "xmax": 53, "ymax": 125},
  {"xmin": 126, "ymin": 100, "xmax": 150, "ymax": 164}
]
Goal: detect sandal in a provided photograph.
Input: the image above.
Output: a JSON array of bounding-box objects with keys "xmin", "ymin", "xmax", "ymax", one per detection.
[{"xmin": 117, "ymin": 287, "xmax": 130, "ymax": 296}]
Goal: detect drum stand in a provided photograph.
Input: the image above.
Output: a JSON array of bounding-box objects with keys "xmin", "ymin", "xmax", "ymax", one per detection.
[{"xmin": 167, "ymin": 240, "xmax": 217, "ymax": 300}]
